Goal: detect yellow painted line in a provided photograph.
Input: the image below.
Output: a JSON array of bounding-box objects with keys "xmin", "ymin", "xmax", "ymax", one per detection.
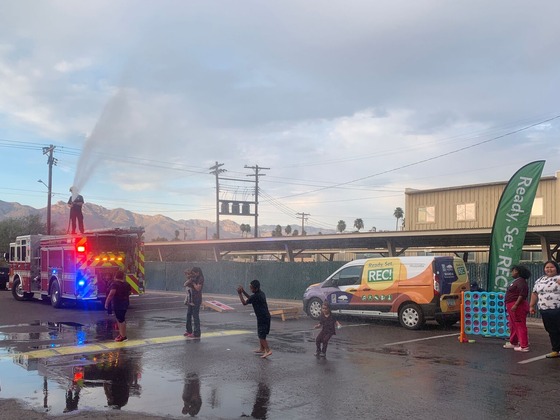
[{"xmin": 1, "ymin": 329, "xmax": 251, "ymax": 361}]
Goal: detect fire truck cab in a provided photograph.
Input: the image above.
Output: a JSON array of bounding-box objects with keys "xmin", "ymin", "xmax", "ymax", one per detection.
[{"xmin": 8, "ymin": 228, "xmax": 145, "ymax": 308}]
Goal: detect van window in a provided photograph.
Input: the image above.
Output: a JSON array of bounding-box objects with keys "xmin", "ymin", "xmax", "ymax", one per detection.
[{"xmin": 325, "ymin": 265, "xmax": 362, "ymax": 287}]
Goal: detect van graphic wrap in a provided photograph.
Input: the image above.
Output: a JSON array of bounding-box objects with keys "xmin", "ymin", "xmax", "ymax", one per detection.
[
  {"xmin": 451, "ymin": 259, "xmax": 469, "ymax": 293},
  {"xmin": 304, "ymin": 256, "xmax": 470, "ymax": 329},
  {"xmin": 365, "ymin": 258, "xmax": 403, "ymax": 291},
  {"xmin": 329, "ymin": 291, "xmax": 354, "ymax": 305},
  {"xmin": 436, "ymin": 260, "xmax": 459, "ymax": 295}
]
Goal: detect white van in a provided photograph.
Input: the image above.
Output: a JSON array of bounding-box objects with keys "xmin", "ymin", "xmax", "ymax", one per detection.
[{"xmin": 302, "ymin": 256, "xmax": 470, "ymax": 329}]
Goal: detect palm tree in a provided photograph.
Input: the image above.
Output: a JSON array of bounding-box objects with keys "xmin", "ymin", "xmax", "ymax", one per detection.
[
  {"xmin": 393, "ymin": 207, "xmax": 404, "ymax": 230},
  {"xmin": 272, "ymin": 225, "xmax": 283, "ymax": 237},
  {"xmin": 240, "ymin": 224, "xmax": 251, "ymax": 237},
  {"xmin": 284, "ymin": 225, "xmax": 292, "ymax": 236},
  {"xmin": 354, "ymin": 218, "xmax": 364, "ymax": 232},
  {"xmin": 337, "ymin": 220, "xmax": 346, "ymax": 233}
]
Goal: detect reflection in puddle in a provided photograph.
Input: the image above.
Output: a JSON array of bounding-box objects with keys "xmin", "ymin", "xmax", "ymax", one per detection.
[
  {"xmin": 244, "ymin": 382, "xmax": 271, "ymax": 420},
  {"xmin": 0, "ymin": 320, "xmax": 118, "ymax": 352},
  {"xmin": 4, "ymin": 348, "xmax": 143, "ymax": 414},
  {"xmin": 2, "ymin": 348, "xmax": 273, "ymax": 418},
  {"xmin": 182, "ymin": 373, "xmax": 201, "ymax": 416}
]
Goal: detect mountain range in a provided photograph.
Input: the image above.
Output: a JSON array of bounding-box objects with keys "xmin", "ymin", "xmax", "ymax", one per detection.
[{"xmin": 0, "ymin": 200, "xmax": 335, "ymax": 241}]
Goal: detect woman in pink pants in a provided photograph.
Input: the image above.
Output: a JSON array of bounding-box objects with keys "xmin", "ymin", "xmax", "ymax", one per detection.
[{"xmin": 503, "ymin": 265, "xmax": 531, "ymax": 352}]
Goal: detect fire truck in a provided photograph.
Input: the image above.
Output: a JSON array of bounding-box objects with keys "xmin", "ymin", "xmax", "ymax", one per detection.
[{"xmin": 8, "ymin": 228, "xmax": 145, "ymax": 308}]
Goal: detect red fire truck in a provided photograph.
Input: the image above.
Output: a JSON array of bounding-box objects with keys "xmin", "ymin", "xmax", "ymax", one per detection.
[{"xmin": 8, "ymin": 228, "xmax": 145, "ymax": 308}]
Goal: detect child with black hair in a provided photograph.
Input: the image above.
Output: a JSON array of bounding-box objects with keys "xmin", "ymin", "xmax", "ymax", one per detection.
[
  {"xmin": 105, "ymin": 270, "xmax": 131, "ymax": 342},
  {"xmin": 237, "ymin": 280, "xmax": 272, "ymax": 358},
  {"xmin": 314, "ymin": 301, "xmax": 341, "ymax": 357}
]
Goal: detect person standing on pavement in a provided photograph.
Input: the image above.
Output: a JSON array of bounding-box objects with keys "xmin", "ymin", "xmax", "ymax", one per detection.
[
  {"xmin": 313, "ymin": 301, "xmax": 341, "ymax": 357},
  {"xmin": 503, "ymin": 265, "xmax": 531, "ymax": 352},
  {"xmin": 105, "ymin": 270, "xmax": 131, "ymax": 342},
  {"xmin": 529, "ymin": 260, "xmax": 560, "ymax": 358},
  {"xmin": 184, "ymin": 267, "xmax": 204, "ymax": 338},
  {"xmin": 237, "ymin": 279, "xmax": 272, "ymax": 358}
]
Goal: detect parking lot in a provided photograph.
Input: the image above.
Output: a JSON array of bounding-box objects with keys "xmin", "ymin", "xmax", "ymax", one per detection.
[{"xmin": 1, "ymin": 288, "xmax": 560, "ymax": 419}]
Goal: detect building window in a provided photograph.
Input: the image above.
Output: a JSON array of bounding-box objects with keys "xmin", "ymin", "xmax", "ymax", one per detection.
[
  {"xmin": 531, "ymin": 197, "xmax": 543, "ymax": 217},
  {"xmin": 418, "ymin": 206, "xmax": 435, "ymax": 223},
  {"xmin": 456, "ymin": 203, "xmax": 476, "ymax": 221}
]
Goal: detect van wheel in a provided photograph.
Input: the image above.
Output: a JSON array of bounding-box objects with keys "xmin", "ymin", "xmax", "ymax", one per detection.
[
  {"xmin": 50, "ymin": 281, "xmax": 63, "ymax": 308},
  {"xmin": 399, "ymin": 303, "xmax": 425, "ymax": 330},
  {"xmin": 12, "ymin": 278, "xmax": 26, "ymax": 301},
  {"xmin": 307, "ymin": 298, "xmax": 323, "ymax": 320}
]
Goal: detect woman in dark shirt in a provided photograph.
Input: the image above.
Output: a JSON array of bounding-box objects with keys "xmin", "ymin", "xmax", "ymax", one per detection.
[{"xmin": 503, "ymin": 265, "xmax": 531, "ymax": 352}]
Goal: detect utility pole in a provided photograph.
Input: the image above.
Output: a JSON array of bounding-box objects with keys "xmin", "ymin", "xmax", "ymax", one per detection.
[
  {"xmin": 42, "ymin": 145, "xmax": 57, "ymax": 235},
  {"xmin": 209, "ymin": 162, "xmax": 226, "ymax": 239},
  {"xmin": 245, "ymin": 165, "xmax": 270, "ymax": 238},
  {"xmin": 296, "ymin": 212, "xmax": 310, "ymax": 236}
]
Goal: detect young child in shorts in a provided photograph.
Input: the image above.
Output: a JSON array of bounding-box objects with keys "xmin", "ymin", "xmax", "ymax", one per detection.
[{"xmin": 237, "ymin": 280, "xmax": 272, "ymax": 358}]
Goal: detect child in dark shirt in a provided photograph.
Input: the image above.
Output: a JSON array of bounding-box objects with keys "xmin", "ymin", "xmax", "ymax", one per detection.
[
  {"xmin": 105, "ymin": 270, "xmax": 131, "ymax": 342},
  {"xmin": 237, "ymin": 280, "xmax": 272, "ymax": 359},
  {"xmin": 314, "ymin": 302, "xmax": 341, "ymax": 357}
]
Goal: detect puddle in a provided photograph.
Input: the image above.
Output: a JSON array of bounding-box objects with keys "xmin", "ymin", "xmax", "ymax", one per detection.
[
  {"xmin": 0, "ymin": 347, "xmax": 273, "ymax": 418},
  {"xmin": 0, "ymin": 320, "xmax": 118, "ymax": 353}
]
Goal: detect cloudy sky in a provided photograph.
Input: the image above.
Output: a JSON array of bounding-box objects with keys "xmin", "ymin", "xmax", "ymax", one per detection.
[{"xmin": 1, "ymin": 0, "xmax": 559, "ymax": 232}]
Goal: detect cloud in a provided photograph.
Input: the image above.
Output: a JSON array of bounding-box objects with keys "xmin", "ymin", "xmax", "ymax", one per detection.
[
  {"xmin": 1, "ymin": 0, "xmax": 559, "ymax": 230},
  {"xmin": 54, "ymin": 58, "xmax": 92, "ymax": 73}
]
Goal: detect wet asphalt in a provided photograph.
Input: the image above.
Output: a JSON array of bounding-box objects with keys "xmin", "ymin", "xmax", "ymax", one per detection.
[{"xmin": 1, "ymin": 289, "xmax": 560, "ymax": 419}]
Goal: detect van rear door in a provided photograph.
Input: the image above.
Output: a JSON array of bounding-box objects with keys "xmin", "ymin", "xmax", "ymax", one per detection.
[{"xmin": 434, "ymin": 257, "xmax": 469, "ymax": 312}]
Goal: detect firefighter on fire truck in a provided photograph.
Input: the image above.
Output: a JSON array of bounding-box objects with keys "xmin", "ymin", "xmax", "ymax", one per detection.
[{"xmin": 67, "ymin": 186, "xmax": 85, "ymax": 234}]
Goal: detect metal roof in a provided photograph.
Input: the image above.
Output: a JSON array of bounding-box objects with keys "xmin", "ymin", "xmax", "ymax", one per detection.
[{"xmin": 145, "ymin": 225, "xmax": 560, "ymax": 261}]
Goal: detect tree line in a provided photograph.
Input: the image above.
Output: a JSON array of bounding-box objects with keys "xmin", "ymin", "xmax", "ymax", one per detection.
[
  {"xmin": 244, "ymin": 207, "xmax": 405, "ymax": 237},
  {"xmin": 0, "ymin": 215, "xmax": 47, "ymax": 252}
]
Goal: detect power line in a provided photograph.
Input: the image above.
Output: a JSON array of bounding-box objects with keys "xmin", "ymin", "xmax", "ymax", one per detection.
[{"xmin": 274, "ymin": 114, "xmax": 560, "ymax": 200}]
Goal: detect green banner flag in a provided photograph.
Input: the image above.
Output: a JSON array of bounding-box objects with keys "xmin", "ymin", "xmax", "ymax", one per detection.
[{"xmin": 487, "ymin": 160, "xmax": 545, "ymax": 292}]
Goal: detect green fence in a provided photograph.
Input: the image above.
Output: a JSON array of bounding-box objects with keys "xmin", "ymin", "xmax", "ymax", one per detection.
[
  {"xmin": 146, "ymin": 261, "xmax": 346, "ymax": 300},
  {"xmin": 146, "ymin": 261, "xmax": 548, "ymax": 301}
]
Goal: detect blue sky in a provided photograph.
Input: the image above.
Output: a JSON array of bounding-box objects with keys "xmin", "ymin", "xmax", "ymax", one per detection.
[{"xmin": 1, "ymin": 0, "xmax": 559, "ymax": 232}]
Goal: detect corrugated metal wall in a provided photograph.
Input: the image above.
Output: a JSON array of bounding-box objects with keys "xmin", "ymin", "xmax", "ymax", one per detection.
[{"xmin": 405, "ymin": 176, "xmax": 557, "ymax": 231}]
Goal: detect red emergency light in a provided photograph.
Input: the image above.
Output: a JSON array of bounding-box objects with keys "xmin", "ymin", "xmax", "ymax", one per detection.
[
  {"xmin": 73, "ymin": 369, "xmax": 84, "ymax": 382},
  {"xmin": 76, "ymin": 244, "xmax": 86, "ymax": 253}
]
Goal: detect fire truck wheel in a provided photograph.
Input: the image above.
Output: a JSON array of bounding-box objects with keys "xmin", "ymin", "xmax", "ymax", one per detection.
[
  {"xmin": 50, "ymin": 281, "xmax": 63, "ymax": 308},
  {"xmin": 12, "ymin": 278, "xmax": 26, "ymax": 301}
]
